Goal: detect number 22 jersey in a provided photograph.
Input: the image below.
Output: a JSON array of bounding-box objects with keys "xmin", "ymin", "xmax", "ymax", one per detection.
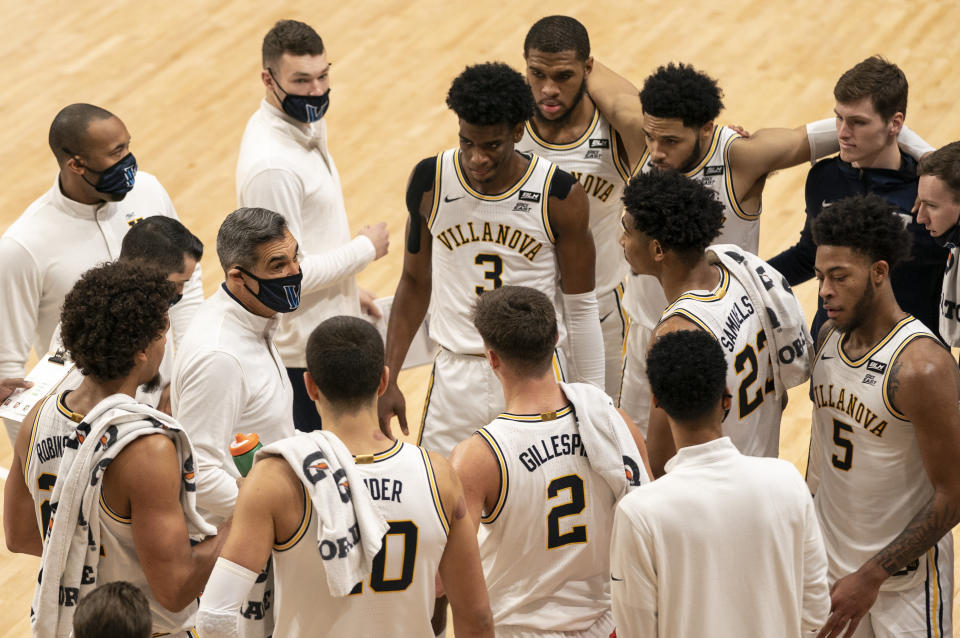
[{"xmin": 427, "ymin": 149, "xmax": 564, "ymax": 355}]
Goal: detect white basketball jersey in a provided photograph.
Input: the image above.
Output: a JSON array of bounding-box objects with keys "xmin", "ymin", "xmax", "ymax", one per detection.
[
  {"xmin": 476, "ymin": 405, "xmax": 619, "ymax": 631},
  {"xmin": 427, "ymin": 149, "xmax": 562, "ymax": 354},
  {"xmin": 24, "ymin": 392, "xmax": 83, "ymax": 538},
  {"xmin": 810, "ymin": 317, "xmax": 937, "ymax": 590},
  {"xmin": 660, "ymin": 264, "xmax": 781, "ymax": 457},
  {"xmin": 271, "ymin": 441, "xmax": 448, "ymax": 637},
  {"xmin": 25, "ymin": 392, "xmax": 195, "ymax": 635},
  {"xmin": 99, "ymin": 497, "xmax": 197, "ymax": 634},
  {"xmin": 517, "ymin": 109, "xmax": 631, "ymax": 294},
  {"xmin": 624, "ymin": 125, "xmax": 754, "ymax": 322}
]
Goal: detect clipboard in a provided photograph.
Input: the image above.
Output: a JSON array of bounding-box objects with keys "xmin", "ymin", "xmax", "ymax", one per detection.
[{"xmin": 0, "ymin": 349, "xmax": 77, "ymax": 423}]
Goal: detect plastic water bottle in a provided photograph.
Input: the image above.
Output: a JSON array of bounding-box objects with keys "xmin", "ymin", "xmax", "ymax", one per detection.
[{"xmin": 230, "ymin": 432, "xmax": 262, "ymax": 477}]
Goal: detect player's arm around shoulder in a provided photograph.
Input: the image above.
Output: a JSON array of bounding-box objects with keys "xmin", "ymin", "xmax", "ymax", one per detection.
[
  {"xmin": 585, "ymin": 60, "xmax": 646, "ymax": 163},
  {"xmin": 548, "ymin": 175, "xmax": 594, "ymax": 294},
  {"xmin": 430, "ymin": 451, "xmax": 494, "ymax": 638},
  {"xmin": 726, "ymin": 125, "xmax": 811, "ymax": 193},
  {"xmin": 3, "ymin": 400, "xmax": 44, "ymax": 555},
  {"xmin": 114, "ymin": 433, "xmax": 230, "ymax": 611}
]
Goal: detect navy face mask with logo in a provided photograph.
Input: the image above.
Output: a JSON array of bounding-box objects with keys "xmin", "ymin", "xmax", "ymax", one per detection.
[
  {"xmin": 237, "ymin": 267, "xmax": 303, "ymax": 313},
  {"xmin": 269, "ymin": 69, "xmax": 330, "ymax": 123},
  {"xmin": 81, "ymin": 152, "xmax": 138, "ymax": 197}
]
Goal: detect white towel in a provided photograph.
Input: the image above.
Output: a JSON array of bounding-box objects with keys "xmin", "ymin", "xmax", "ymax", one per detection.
[
  {"xmin": 706, "ymin": 244, "xmax": 814, "ymax": 400},
  {"xmin": 940, "ymin": 246, "xmax": 960, "ymax": 346},
  {"xmin": 559, "ymin": 381, "xmax": 649, "ymax": 501},
  {"xmin": 31, "ymin": 394, "xmax": 214, "ymax": 638},
  {"xmin": 254, "ymin": 431, "xmax": 389, "ymax": 597}
]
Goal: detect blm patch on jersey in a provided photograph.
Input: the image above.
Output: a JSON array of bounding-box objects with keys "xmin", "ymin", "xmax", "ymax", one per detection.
[
  {"xmin": 866, "ymin": 359, "xmax": 887, "ymax": 374},
  {"xmin": 704, "ymin": 165, "xmax": 724, "ymax": 177},
  {"xmin": 589, "ymin": 138, "xmax": 610, "ymax": 149},
  {"xmin": 518, "ymin": 190, "xmax": 541, "ymax": 203}
]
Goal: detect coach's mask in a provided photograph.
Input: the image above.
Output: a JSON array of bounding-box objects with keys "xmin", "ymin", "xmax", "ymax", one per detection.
[
  {"xmin": 237, "ymin": 266, "xmax": 303, "ymax": 313},
  {"xmin": 269, "ymin": 69, "xmax": 330, "ymax": 123},
  {"xmin": 81, "ymin": 152, "xmax": 138, "ymax": 197}
]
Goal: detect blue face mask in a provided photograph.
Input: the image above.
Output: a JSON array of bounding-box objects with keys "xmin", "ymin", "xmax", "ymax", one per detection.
[
  {"xmin": 238, "ymin": 267, "xmax": 303, "ymax": 313},
  {"xmin": 269, "ymin": 69, "xmax": 330, "ymax": 123},
  {"xmin": 80, "ymin": 152, "xmax": 138, "ymax": 197}
]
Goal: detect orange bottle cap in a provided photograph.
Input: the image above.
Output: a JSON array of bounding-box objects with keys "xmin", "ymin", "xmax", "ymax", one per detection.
[{"xmin": 230, "ymin": 432, "xmax": 261, "ymax": 456}]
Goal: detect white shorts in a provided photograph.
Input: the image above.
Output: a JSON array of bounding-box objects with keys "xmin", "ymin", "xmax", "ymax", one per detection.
[
  {"xmin": 496, "ymin": 610, "xmax": 613, "ymax": 638},
  {"xmin": 598, "ymin": 284, "xmax": 628, "ymax": 400},
  {"xmin": 419, "ymin": 348, "xmax": 567, "ymax": 456},
  {"xmin": 616, "ymin": 317, "xmax": 654, "ymax": 436},
  {"xmin": 844, "ymin": 533, "xmax": 953, "ymax": 638}
]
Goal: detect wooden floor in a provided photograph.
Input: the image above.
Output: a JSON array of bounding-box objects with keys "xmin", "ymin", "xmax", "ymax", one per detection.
[{"xmin": 1, "ymin": 0, "xmax": 959, "ymax": 635}]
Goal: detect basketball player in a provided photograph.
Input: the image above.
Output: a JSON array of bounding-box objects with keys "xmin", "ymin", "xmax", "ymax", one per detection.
[
  {"xmin": 620, "ymin": 170, "xmax": 806, "ymax": 476},
  {"xmin": 3, "ymin": 262, "xmax": 226, "ymax": 635},
  {"xmin": 196, "ymin": 316, "xmax": 493, "ymax": 638},
  {"xmin": 516, "ymin": 16, "xmax": 632, "ymax": 396},
  {"xmin": 449, "ymin": 285, "xmax": 650, "ymax": 637},
  {"xmin": 237, "ymin": 19, "xmax": 390, "ymax": 431},
  {"xmin": 916, "ymin": 141, "xmax": 960, "ymax": 346},
  {"xmin": 0, "ymin": 103, "xmax": 203, "ymax": 441},
  {"xmin": 612, "ymin": 330, "xmax": 829, "ymax": 637},
  {"xmin": 809, "ymin": 194, "xmax": 960, "ymax": 638},
  {"xmin": 771, "ymin": 56, "xmax": 945, "ymax": 343},
  {"xmin": 587, "ymin": 59, "xmax": 932, "ymax": 432},
  {"xmin": 378, "ymin": 62, "xmax": 603, "ymax": 455}
]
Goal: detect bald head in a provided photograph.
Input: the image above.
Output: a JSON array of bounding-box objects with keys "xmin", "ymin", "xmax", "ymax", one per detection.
[{"xmin": 48, "ymin": 103, "xmax": 117, "ymax": 164}]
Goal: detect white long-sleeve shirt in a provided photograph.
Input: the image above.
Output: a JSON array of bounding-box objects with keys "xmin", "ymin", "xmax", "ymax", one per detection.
[
  {"xmin": 610, "ymin": 437, "xmax": 829, "ymax": 638},
  {"xmin": 236, "ymin": 100, "xmax": 375, "ymax": 368},
  {"xmin": 0, "ymin": 172, "xmax": 203, "ymax": 380},
  {"xmin": 171, "ymin": 285, "xmax": 295, "ymax": 525}
]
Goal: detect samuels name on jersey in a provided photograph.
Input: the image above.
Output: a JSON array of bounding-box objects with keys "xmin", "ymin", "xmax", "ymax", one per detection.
[{"xmin": 811, "ymin": 381, "xmax": 889, "ymax": 439}]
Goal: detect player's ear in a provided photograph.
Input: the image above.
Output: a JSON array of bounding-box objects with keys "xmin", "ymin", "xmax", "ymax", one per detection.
[
  {"xmin": 583, "ymin": 56, "xmax": 594, "ymax": 76},
  {"xmin": 377, "ymin": 366, "xmax": 390, "ymax": 397},
  {"xmin": 650, "ymin": 238, "xmax": 665, "ymax": 263},
  {"xmin": 888, "ymin": 112, "xmax": 904, "ymax": 136},
  {"xmin": 700, "ymin": 120, "xmax": 715, "ymax": 138},
  {"xmin": 486, "ymin": 349, "xmax": 502, "ymax": 371},
  {"xmin": 512, "ymin": 122, "xmax": 525, "ymax": 143},
  {"xmin": 261, "ymin": 68, "xmax": 274, "ymax": 90},
  {"xmin": 872, "ymin": 259, "xmax": 890, "ymax": 282},
  {"xmin": 303, "ymin": 371, "xmax": 321, "ymax": 401}
]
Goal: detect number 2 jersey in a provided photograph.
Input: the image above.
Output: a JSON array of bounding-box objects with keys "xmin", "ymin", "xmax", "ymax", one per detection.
[
  {"xmin": 271, "ymin": 440, "xmax": 448, "ymax": 636},
  {"xmin": 476, "ymin": 405, "xmax": 623, "ymax": 632},
  {"xmin": 659, "ymin": 264, "xmax": 781, "ymax": 457},
  {"xmin": 810, "ymin": 316, "xmax": 938, "ymax": 590},
  {"xmin": 427, "ymin": 149, "xmax": 564, "ymax": 355}
]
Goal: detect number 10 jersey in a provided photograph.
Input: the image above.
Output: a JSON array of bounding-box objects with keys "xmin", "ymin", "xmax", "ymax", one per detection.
[{"xmin": 427, "ymin": 149, "xmax": 563, "ymax": 355}]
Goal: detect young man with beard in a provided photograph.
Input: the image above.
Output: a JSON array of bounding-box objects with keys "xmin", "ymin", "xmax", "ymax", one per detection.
[
  {"xmin": 771, "ymin": 56, "xmax": 944, "ymax": 343},
  {"xmin": 917, "ymin": 141, "xmax": 960, "ymax": 346},
  {"xmin": 515, "ymin": 16, "xmax": 632, "ymax": 397},
  {"xmin": 809, "ymin": 194, "xmax": 960, "ymax": 638},
  {"xmin": 379, "ymin": 62, "xmax": 602, "ymax": 457}
]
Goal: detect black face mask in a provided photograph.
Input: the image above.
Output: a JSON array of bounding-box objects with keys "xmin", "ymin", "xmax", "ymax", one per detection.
[
  {"xmin": 269, "ymin": 69, "xmax": 330, "ymax": 123},
  {"xmin": 237, "ymin": 267, "xmax": 303, "ymax": 313},
  {"xmin": 933, "ymin": 224, "xmax": 960, "ymax": 249},
  {"xmin": 80, "ymin": 152, "xmax": 138, "ymax": 197},
  {"xmin": 170, "ymin": 293, "xmax": 183, "ymax": 307}
]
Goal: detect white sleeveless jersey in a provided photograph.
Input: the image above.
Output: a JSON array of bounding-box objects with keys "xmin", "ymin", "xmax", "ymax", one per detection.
[
  {"xmin": 660, "ymin": 264, "xmax": 781, "ymax": 457},
  {"xmin": 427, "ymin": 149, "xmax": 562, "ymax": 354},
  {"xmin": 810, "ymin": 317, "xmax": 937, "ymax": 591},
  {"xmin": 476, "ymin": 405, "xmax": 620, "ymax": 631},
  {"xmin": 517, "ymin": 109, "xmax": 631, "ymax": 295},
  {"xmin": 624, "ymin": 125, "xmax": 754, "ymax": 322},
  {"xmin": 25, "ymin": 392, "xmax": 195, "ymax": 635},
  {"xmin": 271, "ymin": 441, "xmax": 448, "ymax": 637},
  {"xmin": 24, "ymin": 391, "xmax": 83, "ymax": 539}
]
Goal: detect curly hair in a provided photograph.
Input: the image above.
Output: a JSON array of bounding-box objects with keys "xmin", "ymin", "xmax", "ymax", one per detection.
[
  {"xmin": 523, "ymin": 16, "xmax": 590, "ymax": 61},
  {"xmin": 473, "ymin": 285, "xmax": 558, "ymax": 378},
  {"xmin": 446, "ymin": 62, "xmax": 535, "ymax": 127},
  {"xmin": 647, "ymin": 330, "xmax": 728, "ymax": 422},
  {"xmin": 622, "ymin": 170, "xmax": 725, "ymax": 256},
  {"xmin": 812, "ymin": 193, "xmax": 912, "ymax": 267},
  {"xmin": 640, "ymin": 63, "xmax": 724, "ymax": 129},
  {"xmin": 60, "ymin": 262, "xmax": 175, "ymax": 381}
]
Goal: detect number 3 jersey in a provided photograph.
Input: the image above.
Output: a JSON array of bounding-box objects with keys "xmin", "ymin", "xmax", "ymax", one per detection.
[
  {"xmin": 271, "ymin": 441, "xmax": 449, "ymax": 637},
  {"xmin": 809, "ymin": 316, "xmax": 937, "ymax": 590},
  {"xmin": 427, "ymin": 149, "xmax": 563, "ymax": 355},
  {"xmin": 659, "ymin": 264, "xmax": 781, "ymax": 457},
  {"xmin": 476, "ymin": 406, "xmax": 619, "ymax": 632}
]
